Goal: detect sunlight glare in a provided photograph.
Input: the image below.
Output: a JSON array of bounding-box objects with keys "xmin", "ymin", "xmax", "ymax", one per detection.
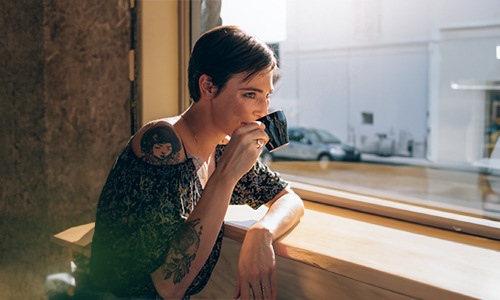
[{"xmin": 220, "ymin": 0, "xmax": 287, "ymax": 43}]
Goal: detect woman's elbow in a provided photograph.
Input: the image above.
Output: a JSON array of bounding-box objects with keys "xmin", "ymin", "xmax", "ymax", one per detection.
[
  {"xmin": 154, "ymin": 283, "xmax": 186, "ymax": 300},
  {"xmin": 287, "ymin": 187, "xmax": 305, "ymax": 217},
  {"xmin": 151, "ymin": 270, "xmax": 186, "ymax": 300},
  {"xmin": 294, "ymin": 193, "xmax": 305, "ymax": 219}
]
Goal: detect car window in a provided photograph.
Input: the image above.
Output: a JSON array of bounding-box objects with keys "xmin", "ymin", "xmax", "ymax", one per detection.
[
  {"xmin": 289, "ymin": 130, "xmax": 304, "ymax": 142},
  {"xmin": 314, "ymin": 130, "xmax": 341, "ymax": 144}
]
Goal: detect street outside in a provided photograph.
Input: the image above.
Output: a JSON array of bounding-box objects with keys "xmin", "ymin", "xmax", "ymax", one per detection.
[{"xmin": 267, "ymin": 154, "xmax": 500, "ymax": 222}]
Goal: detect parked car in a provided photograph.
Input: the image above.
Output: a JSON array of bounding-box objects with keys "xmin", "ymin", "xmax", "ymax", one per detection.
[{"xmin": 260, "ymin": 127, "xmax": 361, "ymax": 163}]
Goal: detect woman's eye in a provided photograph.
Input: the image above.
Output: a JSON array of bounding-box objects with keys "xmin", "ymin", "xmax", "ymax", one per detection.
[{"xmin": 244, "ymin": 93, "xmax": 256, "ymax": 99}]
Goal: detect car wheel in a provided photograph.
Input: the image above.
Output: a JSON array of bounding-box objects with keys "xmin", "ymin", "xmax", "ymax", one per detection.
[
  {"xmin": 260, "ymin": 152, "xmax": 274, "ymax": 163},
  {"xmin": 318, "ymin": 154, "xmax": 331, "ymax": 162},
  {"xmin": 317, "ymin": 153, "xmax": 331, "ymax": 169}
]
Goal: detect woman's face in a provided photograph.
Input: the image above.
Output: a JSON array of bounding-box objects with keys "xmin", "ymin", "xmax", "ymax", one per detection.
[
  {"xmin": 211, "ymin": 70, "xmax": 273, "ymax": 136},
  {"xmin": 152, "ymin": 142, "xmax": 173, "ymax": 159}
]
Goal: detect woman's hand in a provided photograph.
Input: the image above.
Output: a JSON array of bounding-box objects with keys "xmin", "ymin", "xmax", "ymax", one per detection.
[
  {"xmin": 234, "ymin": 227, "xmax": 277, "ymax": 300},
  {"xmin": 217, "ymin": 122, "xmax": 269, "ymax": 183}
]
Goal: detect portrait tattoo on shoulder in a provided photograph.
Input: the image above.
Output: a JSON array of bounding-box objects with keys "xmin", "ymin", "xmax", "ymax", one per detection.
[
  {"xmin": 162, "ymin": 219, "xmax": 203, "ymax": 284},
  {"xmin": 140, "ymin": 125, "xmax": 182, "ymax": 165}
]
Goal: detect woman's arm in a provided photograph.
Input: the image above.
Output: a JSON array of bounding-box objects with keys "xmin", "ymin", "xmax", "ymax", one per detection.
[
  {"xmin": 150, "ymin": 122, "xmax": 269, "ymax": 299},
  {"xmin": 150, "ymin": 167, "xmax": 238, "ymax": 299},
  {"xmin": 235, "ymin": 187, "xmax": 305, "ymax": 300}
]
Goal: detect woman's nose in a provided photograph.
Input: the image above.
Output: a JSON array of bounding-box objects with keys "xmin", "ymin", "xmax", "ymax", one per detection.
[{"xmin": 257, "ymin": 97, "xmax": 269, "ymax": 116}]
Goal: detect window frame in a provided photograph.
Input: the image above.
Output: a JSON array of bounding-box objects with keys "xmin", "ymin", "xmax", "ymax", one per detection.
[
  {"xmin": 184, "ymin": 0, "xmax": 500, "ymax": 241},
  {"xmin": 289, "ymin": 180, "xmax": 500, "ymax": 240}
]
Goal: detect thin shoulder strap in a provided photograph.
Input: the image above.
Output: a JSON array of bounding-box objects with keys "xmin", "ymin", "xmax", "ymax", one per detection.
[{"xmin": 180, "ymin": 136, "xmax": 189, "ymax": 158}]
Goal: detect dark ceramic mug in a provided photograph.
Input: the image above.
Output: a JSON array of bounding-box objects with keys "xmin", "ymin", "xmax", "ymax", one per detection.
[{"xmin": 257, "ymin": 110, "xmax": 289, "ymax": 152}]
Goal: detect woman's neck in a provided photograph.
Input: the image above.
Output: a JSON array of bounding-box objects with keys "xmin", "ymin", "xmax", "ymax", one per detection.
[{"xmin": 179, "ymin": 104, "xmax": 224, "ymax": 162}]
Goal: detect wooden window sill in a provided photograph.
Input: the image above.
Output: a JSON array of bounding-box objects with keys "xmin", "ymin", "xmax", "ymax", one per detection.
[
  {"xmin": 52, "ymin": 187, "xmax": 500, "ymax": 299},
  {"xmin": 223, "ymin": 200, "xmax": 500, "ymax": 299}
]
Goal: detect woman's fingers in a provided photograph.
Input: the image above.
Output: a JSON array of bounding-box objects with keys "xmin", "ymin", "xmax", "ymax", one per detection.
[
  {"xmin": 233, "ymin": 121, "xmax": 269, "ymax": 147},
  {"xmin": 217, "ymin": 122, "xmax": 268, "ymax": 181},
  {"xmin": 270, "ymin": 266, "xmax": 277, "ymax": 300},
  {"xmin": 242, "ymin": 278, "xmax": 274, "ymax": 300}
]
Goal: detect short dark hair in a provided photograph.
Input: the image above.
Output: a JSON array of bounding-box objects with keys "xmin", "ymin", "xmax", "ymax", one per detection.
[{"xmin": 188, "ymin": 25, "xmax": 279, "ymax": 102}]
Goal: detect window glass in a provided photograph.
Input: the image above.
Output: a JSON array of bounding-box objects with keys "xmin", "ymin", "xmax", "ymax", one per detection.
[{"xmin": 197, "ymin": 0, "xmax": 500, "ymax": 223}]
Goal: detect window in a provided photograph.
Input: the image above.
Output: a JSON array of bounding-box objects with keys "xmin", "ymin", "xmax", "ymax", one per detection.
[
  {"xmin": 289, "ymin": 129, "xmax": 304, "ymax": 143},
  {"xmin": 362, "ymin": 112, "xmax": 373, "ymax": 125},
  {"xmin": 193, "ymin": 0, "xmax": 500, "ymax": 236}
]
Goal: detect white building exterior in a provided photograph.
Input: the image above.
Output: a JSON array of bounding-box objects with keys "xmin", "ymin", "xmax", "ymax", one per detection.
[{"xmin": 265, "ymin": 0, "xmax": 500, "ymax": 164}]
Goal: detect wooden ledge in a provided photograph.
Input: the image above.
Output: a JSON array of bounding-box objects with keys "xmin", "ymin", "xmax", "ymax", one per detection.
[
  {"xmin": 224, "ymin": 202, "xmax": 500, "ymax": 300},
  {"xmin": 52, "ymin": 200, "xmax": 500, "ymax": 299},
  {"xmin": 289, "ymin": 181, "xmax": 500, "ymax": 240}
]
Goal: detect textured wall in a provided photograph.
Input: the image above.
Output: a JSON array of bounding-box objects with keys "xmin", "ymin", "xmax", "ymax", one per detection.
[{"xmin": 0, "ymin": 0, "xmax": 130, "ymax": 298}]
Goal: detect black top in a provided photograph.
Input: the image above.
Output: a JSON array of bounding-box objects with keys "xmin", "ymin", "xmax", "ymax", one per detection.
[{"xmin": 89, "ymin": 142, "xmax": 288, "ymax": 299}]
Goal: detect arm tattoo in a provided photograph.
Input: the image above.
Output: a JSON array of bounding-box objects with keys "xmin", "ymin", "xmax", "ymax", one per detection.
[
  {"xmin": 140, "ymin": 125, "xmax": 182, "ymax": 165},
  {"xmin": 162, "ymin": 219, "xmax": 203, "ymax": 284}
]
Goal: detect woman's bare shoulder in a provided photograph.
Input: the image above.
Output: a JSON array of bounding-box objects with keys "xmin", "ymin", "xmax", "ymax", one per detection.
[{"xmin": 130, "ymin": 117, "xmax": 187, "ymax": 165}]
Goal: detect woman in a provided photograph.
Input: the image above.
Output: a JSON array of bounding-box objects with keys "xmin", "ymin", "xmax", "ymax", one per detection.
[{"xmin": 88, "ymin": 25, "xmax": 304, "ymax": 300}]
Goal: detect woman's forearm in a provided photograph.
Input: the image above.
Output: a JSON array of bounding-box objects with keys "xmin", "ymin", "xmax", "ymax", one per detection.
[
  {"xmin": 249, "ymin": 187, "xmax": 305, "ymax": 241},
  {"xmin": 234, "ymin": 187, "xmax": 304, "ymax": 300},
  {"xmin": 151, "ymin": 169, "xmax": 238, "ymax": 299}
]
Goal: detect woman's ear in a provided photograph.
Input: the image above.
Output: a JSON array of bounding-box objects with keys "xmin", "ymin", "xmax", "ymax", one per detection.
[{"xmin": 199, "ymin": 74, "xmax": 218, "ymax": 99}]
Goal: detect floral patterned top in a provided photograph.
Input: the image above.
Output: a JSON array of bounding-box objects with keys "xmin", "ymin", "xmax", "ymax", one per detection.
[{"xmin": 89, "ymin": 141, "xmax": 288, "ymax": 299}]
